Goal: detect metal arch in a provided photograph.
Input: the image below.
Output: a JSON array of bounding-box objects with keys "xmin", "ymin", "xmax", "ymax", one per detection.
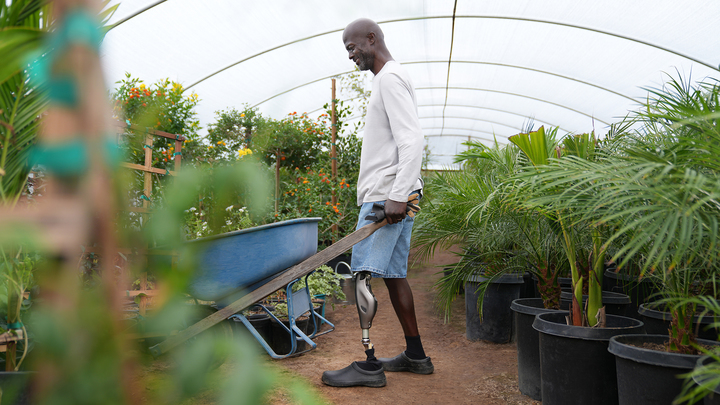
[
  {"xmin": 250, "ymin": 58, "xmax": 635, "ymax": 119},
  {"xmin": 307, "ymin": 99, "xmax": 570, "ymax": 132},
  {"xmin": 306, "ymin": 97, "xmax": 578, "ymax": 135},
  {"xmin": 425, "ymin": 133, "xmax": 508, "ymax": 143},
  {"xmin": 415, "ymin": 86, "xmax": 611, "ymax": 126},
  {"xmin": 423, "ymin": 127, "xmax": 511, "ymax": 140},
  {"xmin": 325, "ymin": 112, "xmax": 559, "ymax": 135},
  {"xmin": 168, "ymin": 15, "xmax": 719, "ymax": 90},
  {"xmin": 424, "ymin": 126, "xmax": 502, "ymax": 135},
  {"xmin": 418, "ymin": 115, "xmax": 524, "ymax": 132},
  {"xmin": 405, "ymin": 61, "xmax": 638, "ymax": 103},
  {"xmin": 417, "ymin": 103, "xmax": 569, "ymax": 132},
  {"xmin": 387, "ymin": 15, "xmax": 718, "ymax": 71},
  {"xmin": 108, "ymin": 0, "xmax": 168, "ymax": 29}
]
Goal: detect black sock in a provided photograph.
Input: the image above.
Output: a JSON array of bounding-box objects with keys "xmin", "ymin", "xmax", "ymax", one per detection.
[
  {"xmin": 356, "ymin": 348, "xmax": 383, "ymax": 371},
  {"xmin": 405, "ymin": 335, "xmax": 426, "ymax": 359}
]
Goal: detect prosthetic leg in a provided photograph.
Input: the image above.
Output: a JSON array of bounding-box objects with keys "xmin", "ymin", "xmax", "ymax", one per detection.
[
  {"xmin": 354, "ymin": 271, "xmax": 382, "ymax": 370},
  {"xmin": 355, "ymin": 271, "xmax": 377, "ymax": 351}
]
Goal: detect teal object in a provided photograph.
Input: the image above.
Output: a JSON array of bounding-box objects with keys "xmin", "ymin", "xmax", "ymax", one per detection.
[
  {"xmin": 186, "ymin": 218, "xmax": 321, "ymax": 301},
  {"xmin": 29, "ymin": 138, "xmax": 122, "ymax": 177},
  {"xmin": 28, "ymin": 10, "xmax": 102, "ymax": 107}
]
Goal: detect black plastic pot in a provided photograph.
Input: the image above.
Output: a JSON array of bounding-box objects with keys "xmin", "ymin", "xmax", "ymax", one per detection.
[
  {"xmin": 533, "ymin": 312, "xmax": 645, "ymax": 405},
  {"xmin": 693, "ymin": 356, "xmax": 720, "ymax": 405},
  {"xmin": 604, "ymin": 268, "xmax": 658, "ymax": 320},
  {"xmin": 233, "ymin": 313, "xmax": 273, "ymax": 351},
  {"xmin": 510, "ymin": 298, "xmax": 564, "ymax": 401},
  {"xmin": 559, "ymin": 277, "xmax": 572, "ymax": 293},
  {"xmin": 0, "ymin": 371, "xmax": 34, "ymax": 405},
  {"xmin": 325, "ymin": 253, "xmax": 352, "ymax": 274},
  {"xmin": 466, "ymin": 273, "xmax": 524, "ymax": 343},
  {"xmin": 560, "ymin": 290, "xmax": 632, "ymax": 317},
  {"xmin": 609, "ymin": 334, "xmax": 720, "ymax": 405},
  {"xmin": 638, "ymin": 304, "xmax": 719, "ymax": 341},
  {"xmin": 520, "ymin": 272, "xmax": 536, "ymax": 299},
  {"xmin": 269, "ymin": 316, "xmax": 310, "ymax": 355}
]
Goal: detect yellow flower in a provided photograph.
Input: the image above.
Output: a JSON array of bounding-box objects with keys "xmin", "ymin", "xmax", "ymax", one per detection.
[
  {"xmin": 247, "ymin": 149, "xmax": 253, "ymax": 154},
  {"xmin": 240, "ymin": 113, "xmax": 245, "ymax": 117}
]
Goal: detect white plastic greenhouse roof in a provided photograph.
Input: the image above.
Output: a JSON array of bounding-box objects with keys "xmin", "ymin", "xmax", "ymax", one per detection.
[{"xmin": 100, "ymin": 0, "xmax": 720, "ymax": 170}]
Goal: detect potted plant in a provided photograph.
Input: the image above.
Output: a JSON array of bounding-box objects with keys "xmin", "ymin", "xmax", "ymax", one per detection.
[
  {"xmin": 506, "ymin": 126, "xmax": 644, "ymax": 405},
  {"xmin": 521, "ymin": 76, "xmax": 720, "ymax": 405},
  {"xmin": 413, "ymin": 137, "xmax": 534, "ymax": 344}
]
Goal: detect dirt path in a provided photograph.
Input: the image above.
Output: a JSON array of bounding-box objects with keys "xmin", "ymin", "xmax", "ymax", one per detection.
[{"xmin": 268, "ymin": 248, "xmax": 540, "ymax": 405}]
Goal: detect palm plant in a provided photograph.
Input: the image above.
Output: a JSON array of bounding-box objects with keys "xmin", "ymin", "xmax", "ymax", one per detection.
[
  {"xmin": 510, "ymin": 75, "xmax": 720, "ymax": 349},
  {"xmin": 509, "ymin": 127, "xmax": 616, "ymax": 327},
  {"xmin": 413, "ymin": 135, "xmax": 567, "ymax": 319}
]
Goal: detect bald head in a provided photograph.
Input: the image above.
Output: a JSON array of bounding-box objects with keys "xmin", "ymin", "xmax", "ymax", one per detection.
[
  {"xmin": 343, "ymin": 18, "xmax": 385, "ymax": 44},
  {"xmin": 342, "ymin": 18, "xmax": 393, "ymax": 75}
]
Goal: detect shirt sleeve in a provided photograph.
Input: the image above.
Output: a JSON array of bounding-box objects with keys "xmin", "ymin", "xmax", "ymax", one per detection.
[{"xmin": 378, "ymin": 72, "xmax": 424, "ymax": 202}]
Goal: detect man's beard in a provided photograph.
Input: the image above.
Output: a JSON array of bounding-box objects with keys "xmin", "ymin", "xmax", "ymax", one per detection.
[{"xmin": 356, "ymin": 51, "xmax": 374, "ymax": 71}]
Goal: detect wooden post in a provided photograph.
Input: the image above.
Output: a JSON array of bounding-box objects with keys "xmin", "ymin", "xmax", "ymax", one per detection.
[
  {"xmin": 174, "ymin": 138, "xmax": 182, "ymax": 172},
  {"xmin": 331, "ymin": 79, "xmax": 338, "ymax": 242},
  {"xmin": 139, "ymin": 134, "xmax": 153, "ymax": 316}
]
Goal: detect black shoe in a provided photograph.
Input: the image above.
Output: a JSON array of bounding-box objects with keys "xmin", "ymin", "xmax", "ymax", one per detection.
[
  {"xmin": 321, "ymin": 362, "xmax": 387, "ymax": 387},
  {"xmin": 379, "ymin": 351, "xmax": 434, "ymax": 374}
]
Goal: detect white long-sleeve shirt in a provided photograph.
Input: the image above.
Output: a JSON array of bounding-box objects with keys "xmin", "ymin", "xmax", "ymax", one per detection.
[{"xmin": 356, "ymin": 61, "xmax": 424, "ymax": 205}]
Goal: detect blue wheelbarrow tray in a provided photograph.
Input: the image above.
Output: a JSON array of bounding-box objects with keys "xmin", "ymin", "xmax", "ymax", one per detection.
[{"xmin": 185, "ymin": 217, "xmax": 322, "ymax": 302}]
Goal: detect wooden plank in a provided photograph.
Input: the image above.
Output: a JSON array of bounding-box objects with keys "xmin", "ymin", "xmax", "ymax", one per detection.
[
  {"xmin": 112, "ymin": 121, "xmax": 186, "ymax": 142},
  {"xmin": 149, "ymin": 218, "xmax": 388, "ymax": 357},
  {"xmin": 120, "ymin": 162, "xmax": 177, "ymax": 176}
]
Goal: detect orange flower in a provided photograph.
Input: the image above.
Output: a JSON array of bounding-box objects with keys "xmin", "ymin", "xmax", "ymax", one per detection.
[
  {"xmin": 303, "ymin": 180, "xmax": 308, "ymax": 184},
  {"xmin": 306, "ymin": 188, "xmax": 310, "ymax": 191},
  {"xmin": 308, "ymin": 209, "xmax": 312, "ymax": 212},
  {"xmin": 326, "ymin": 202, "xmax": 330, "ymax": 205},
  {"xmin": 142, "ymin": 103, "xmax": 147, "ymax": 107}
]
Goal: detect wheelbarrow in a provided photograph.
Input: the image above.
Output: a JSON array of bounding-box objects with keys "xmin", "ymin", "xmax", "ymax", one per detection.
[{"xmin": 147, "ymin": 211, "xmax": 392, "ymax": 359}]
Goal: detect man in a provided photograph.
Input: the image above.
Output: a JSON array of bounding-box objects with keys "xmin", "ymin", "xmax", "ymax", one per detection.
[{"xmin": 321, "ymin": 18, "xmax": 432, "ymax": 388}]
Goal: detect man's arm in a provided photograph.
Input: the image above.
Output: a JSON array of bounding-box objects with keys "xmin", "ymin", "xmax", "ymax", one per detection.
[{"xmin": 380, "ymin": 73, "xmax": 423, "ymax": 224}]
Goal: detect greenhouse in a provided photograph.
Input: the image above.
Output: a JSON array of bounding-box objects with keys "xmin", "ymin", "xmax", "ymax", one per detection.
[{"xmin": 2, "ymin": 0, "xmax": 720, "ymax": 404}]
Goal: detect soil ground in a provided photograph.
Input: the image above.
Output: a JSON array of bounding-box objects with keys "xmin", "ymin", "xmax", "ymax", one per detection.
[{"xmin": 263, "ymin": 248, "xmax": 540, "ymax": 405}]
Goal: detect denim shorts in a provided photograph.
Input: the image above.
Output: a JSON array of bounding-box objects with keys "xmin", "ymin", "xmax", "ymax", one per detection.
[{"xmin": 350, "ymin": 192, "xmax": 420, "ymax": 278}]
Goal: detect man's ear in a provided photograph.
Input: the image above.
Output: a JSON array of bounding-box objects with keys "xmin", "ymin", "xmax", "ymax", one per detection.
[{"xmin": 367, "ymin": 32, "xmax": 376, "ymax": 45}]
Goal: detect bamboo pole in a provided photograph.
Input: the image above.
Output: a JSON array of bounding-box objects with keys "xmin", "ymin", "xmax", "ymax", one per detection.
[{"xmin": 331, "ymin": 79, "xmax": 338, "ymax": 242}]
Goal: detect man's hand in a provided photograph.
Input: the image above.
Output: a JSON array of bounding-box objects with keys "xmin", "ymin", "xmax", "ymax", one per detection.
[{"xmin": 384, "ymin": 199, "xmax": 407, "ymax": 224}]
